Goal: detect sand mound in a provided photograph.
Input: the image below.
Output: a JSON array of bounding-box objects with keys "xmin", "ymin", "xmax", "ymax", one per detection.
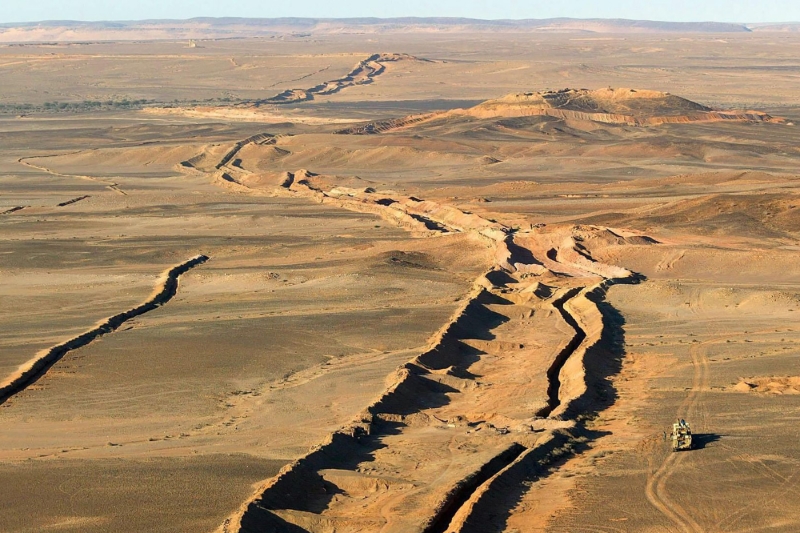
[
  {"xmin": 733, "ymin": 377, "xmax": 800, "ymax": 394},
  {"xmin": 233, "ymin": 145, "xmax": 292, "ymax": 173}
]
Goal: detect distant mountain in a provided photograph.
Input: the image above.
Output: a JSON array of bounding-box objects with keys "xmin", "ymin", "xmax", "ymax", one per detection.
[
  {"xmin": 0, "ymin": 17, "xmax": 759, "ymax": 43},
  {"xmin": 748, "ymin": 23, "xmax": 800, "ymax": 32}
]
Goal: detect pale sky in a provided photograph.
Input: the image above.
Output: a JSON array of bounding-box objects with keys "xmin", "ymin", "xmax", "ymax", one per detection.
[{"xmin": 1, "ymin": 0, "xmax": 799, "ymax": 24}]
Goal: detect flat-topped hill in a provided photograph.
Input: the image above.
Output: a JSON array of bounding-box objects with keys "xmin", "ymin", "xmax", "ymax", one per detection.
[
  {"xmin": 483, "ymin": 89, "xmax": 710, "ymax": 116},
  {"xmin": 458, "ymin": 88, "xmax": 781, "ymax": 125},
  {"xmin": 338, "ymin": 88, "xmax": 784, "ymax": 134}
]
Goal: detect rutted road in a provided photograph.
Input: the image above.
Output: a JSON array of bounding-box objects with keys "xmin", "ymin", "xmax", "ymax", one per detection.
[{"xmin": 644, "ymin": 341, "xmax": 711, "ymax": 533}]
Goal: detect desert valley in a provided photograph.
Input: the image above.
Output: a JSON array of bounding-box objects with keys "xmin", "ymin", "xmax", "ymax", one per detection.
[{"xmin": 1, "ymin": 17, "xmax": 800, "ymax": 533}]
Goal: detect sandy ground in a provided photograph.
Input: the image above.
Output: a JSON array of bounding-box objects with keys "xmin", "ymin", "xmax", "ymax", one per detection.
[
  {"xmin": 0, "ymin": 114, "xmax": 489, "ymax": 531},
  {"xmin": 1, "ymin": 32, "xmax": 800, "ymax": 533},
  {"xmin": 3, "ymin": 33, "xmax": 800, "ymax": 108}
]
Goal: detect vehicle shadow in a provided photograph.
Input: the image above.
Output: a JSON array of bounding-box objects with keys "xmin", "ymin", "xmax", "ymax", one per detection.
[{"xmin": 692, "ymin": 433, "xmax": 722, "ymax": 449}]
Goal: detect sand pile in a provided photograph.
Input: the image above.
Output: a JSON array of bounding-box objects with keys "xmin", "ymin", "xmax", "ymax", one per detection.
[{"xmin": 733, "ymin": 377, "xmax": 800, "ymax": 394}]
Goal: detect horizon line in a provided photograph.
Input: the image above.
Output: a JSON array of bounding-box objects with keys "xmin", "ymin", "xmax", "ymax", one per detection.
[{"xmin": 2, "ymin": 16, "xmax": 799, "ymax": 26}]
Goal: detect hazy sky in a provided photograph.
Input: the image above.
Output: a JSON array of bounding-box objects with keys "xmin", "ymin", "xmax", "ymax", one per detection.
[{"xmin": 2, "ymin": 0, "xmax": 799, "ymax": 24}]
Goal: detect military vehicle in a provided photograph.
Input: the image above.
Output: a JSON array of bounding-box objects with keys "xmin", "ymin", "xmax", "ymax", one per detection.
[{"xmin": 671, "ymin": 419, "xmax": 693, "ymax": 451}]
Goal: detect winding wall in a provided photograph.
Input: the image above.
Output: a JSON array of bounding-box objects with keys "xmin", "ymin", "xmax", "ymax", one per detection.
[
  {"xmin": 196, "ymin": 129, "xmax": 650, "ymax": 533},
  {"xmin": 0, "ymin": 255, "xmax": 209, "ymax": 405}
]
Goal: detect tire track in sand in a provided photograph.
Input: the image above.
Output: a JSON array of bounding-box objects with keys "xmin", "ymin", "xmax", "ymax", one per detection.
[
  {"xmin": 0, "ymin": 255, "xmax": 208, "ymax": 405},
  {"xmin": 644, "ymin": 341, "xmax": 709, "ymax": 533}
]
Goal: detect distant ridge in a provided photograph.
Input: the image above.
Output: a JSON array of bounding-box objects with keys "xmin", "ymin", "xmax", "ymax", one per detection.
[
  {"xmin": 0, "ymin": 17, "xmax": 758, "ymax": 43},
  {"xmin": 748, "ymin": 22, "xmax": 800, "ymax": 32}
]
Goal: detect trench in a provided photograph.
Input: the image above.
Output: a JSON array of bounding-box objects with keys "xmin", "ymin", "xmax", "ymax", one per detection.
[
  {"xmin": 421, "ymin": 443, "xmax": 527, "ymax": 533},
  {"xmin": 254, "ymin": 54, "xmax": 415, "ymax": 106},
  {"xmin": 216, "ymin": 133, "xmax": 273, "ymax": 169},
  {"xmin": 0, "ymin": 255, "xmax": 209, "ymax": 405},
  {"xmin": 57, "ymin": 195, "xmax": 90, "ymax": 207},
  {"xmin": 536, "ymin": 287, "xmax": 587, "ymax": 418},
  {"xmin": 407, "ymin": 212, "xmax": 453, "ymax": 232}
]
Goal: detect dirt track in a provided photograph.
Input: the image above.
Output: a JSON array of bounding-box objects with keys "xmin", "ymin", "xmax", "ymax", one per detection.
[{"xmin": 644, "ymin": 339, "xmax": 710, "ymax": 533}]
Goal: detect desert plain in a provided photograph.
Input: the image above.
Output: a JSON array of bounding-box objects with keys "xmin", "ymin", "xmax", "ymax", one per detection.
[{"xmin": 2, "ymin": 21, "xmax": 800, "ymax": 533}]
